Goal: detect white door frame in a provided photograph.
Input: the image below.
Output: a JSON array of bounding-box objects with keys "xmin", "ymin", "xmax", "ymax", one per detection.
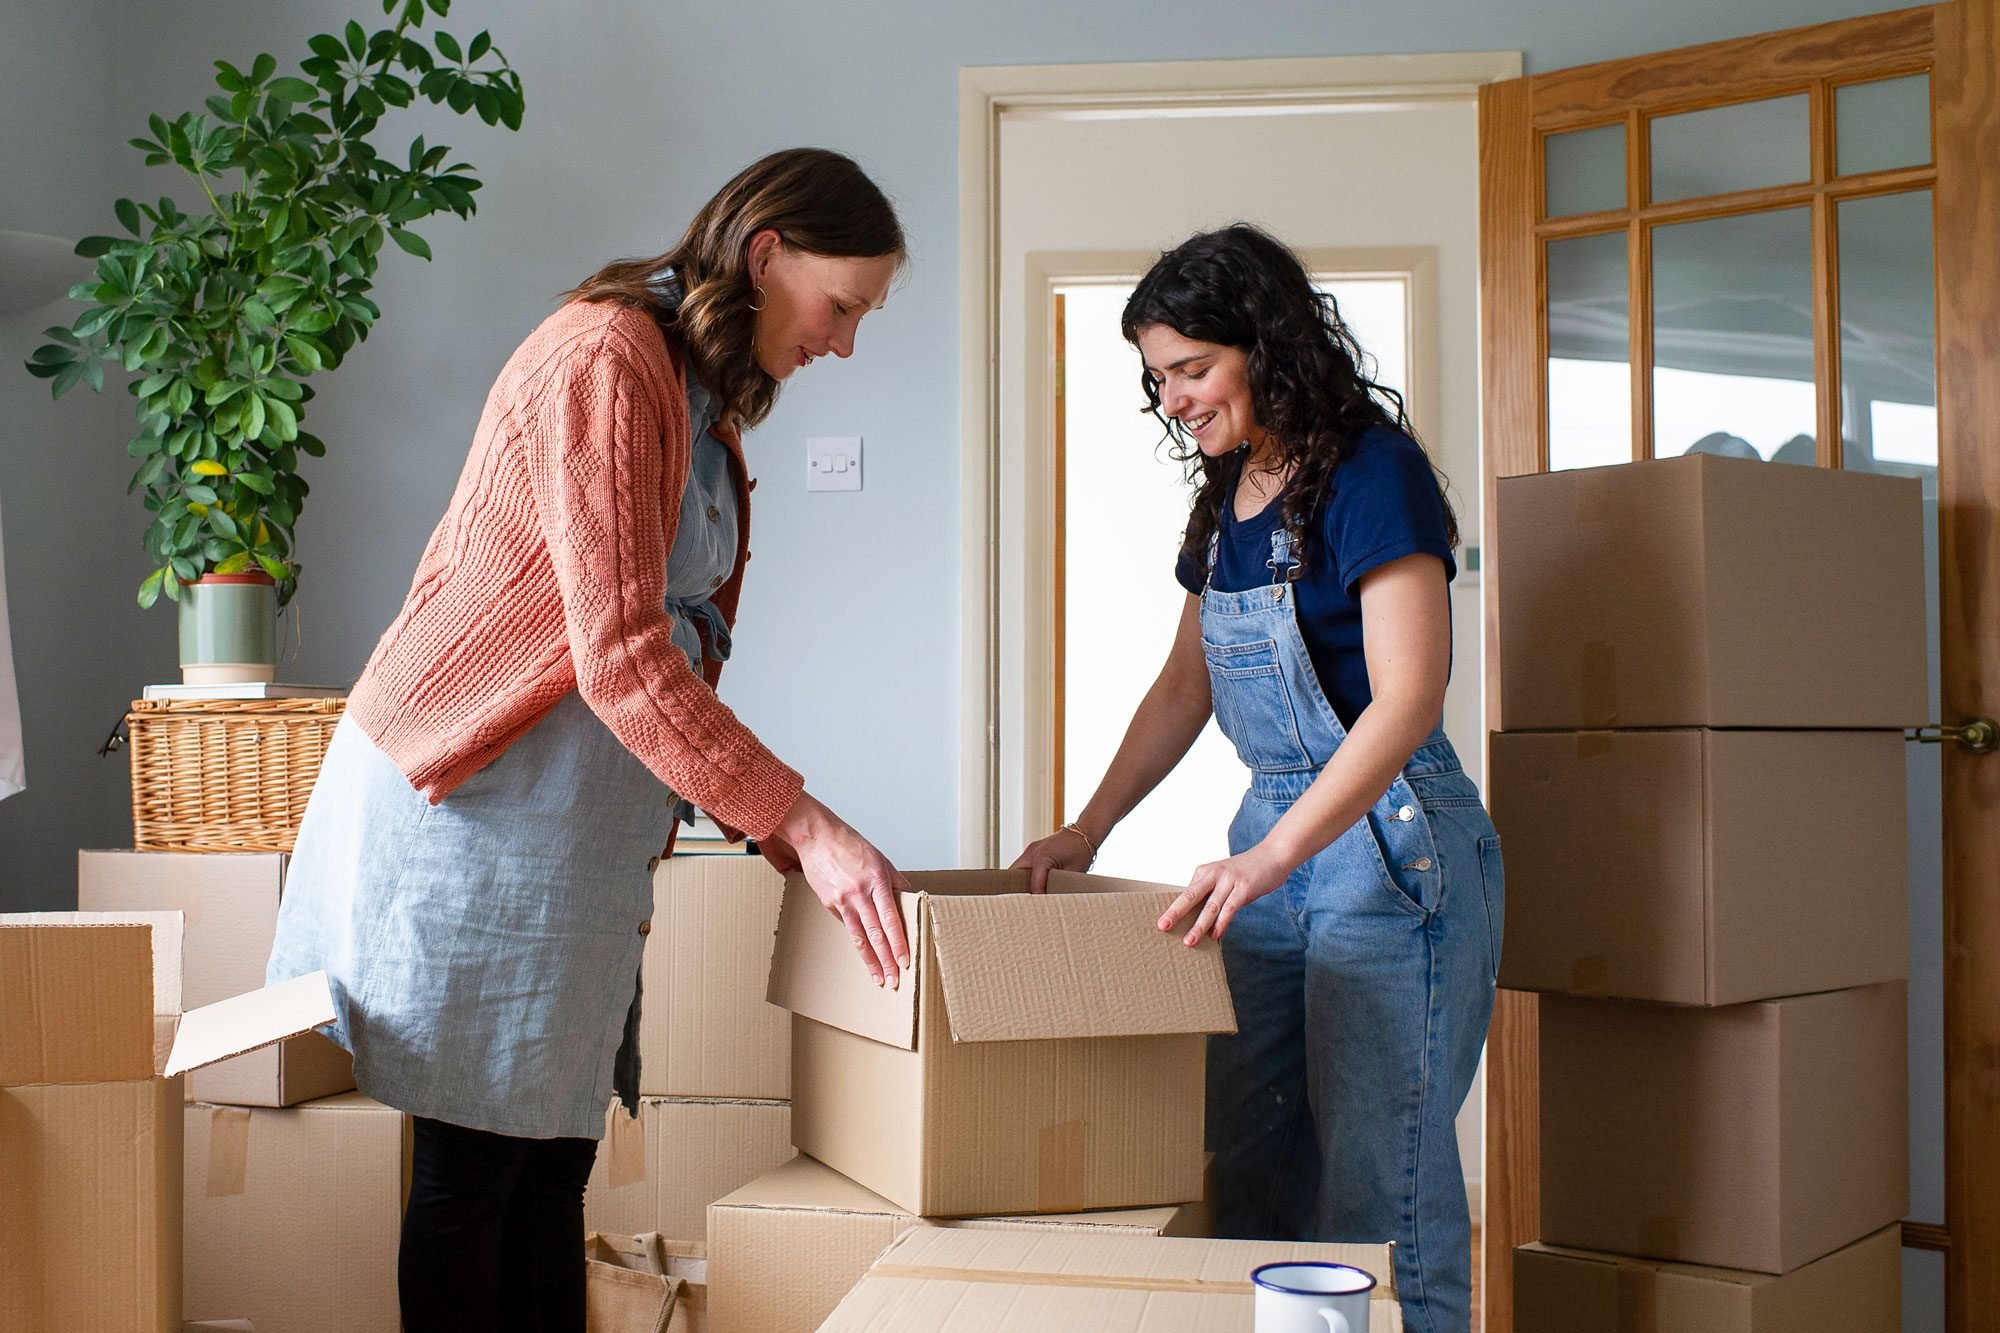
[{"xmin": 958, "ymin": 52, "xmax": 1524, "ymax": 865}]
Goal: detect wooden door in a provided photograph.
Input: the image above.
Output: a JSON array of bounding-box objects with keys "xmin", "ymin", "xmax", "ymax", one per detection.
[{"xmin": 1478, "ymin": 4, "xmax": 2000, "ymax": 1328}]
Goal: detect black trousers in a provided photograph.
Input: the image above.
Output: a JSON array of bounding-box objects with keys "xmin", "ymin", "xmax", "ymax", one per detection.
[{"xmin": 399, "ymin": 1116, "xmax": 600, "ymax": 1333}]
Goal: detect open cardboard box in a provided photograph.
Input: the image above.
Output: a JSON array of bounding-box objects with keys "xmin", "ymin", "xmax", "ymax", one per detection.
[
  {"xmin": 768, "ymin": 869, "xmax": 1238, "ymax": 1217},
  {"xmin": 1, "ymin": 911, "xmax": 342, "ymax": 1333}
]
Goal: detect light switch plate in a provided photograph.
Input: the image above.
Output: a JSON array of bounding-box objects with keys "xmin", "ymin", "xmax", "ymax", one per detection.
[{"xmin": 806, "ymin": 436, "xmax": 862, "ymax": 491}]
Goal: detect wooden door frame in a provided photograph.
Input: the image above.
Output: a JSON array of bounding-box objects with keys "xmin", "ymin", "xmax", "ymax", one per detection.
[
  {"xmin": 958, "ymin": 51, "xmax": 1523, "ymax": 868},
  {"xmin": 1479, "ymin": 4, "xmax": 1998, "ymax": 1328}
]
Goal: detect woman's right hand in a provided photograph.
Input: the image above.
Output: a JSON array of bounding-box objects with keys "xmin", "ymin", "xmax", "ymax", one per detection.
[
  {"xmin": 1009, "ymin": 825, "xmax": 1097, "ymax": 895},
  {"xmin": 773, "ymin": 791, "xmax": 912, "ymax": 989}
]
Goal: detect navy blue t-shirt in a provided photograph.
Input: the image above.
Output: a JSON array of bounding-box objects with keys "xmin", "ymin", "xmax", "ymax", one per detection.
[{"xmin": 1174, "ymin": 425, "xmax": 1457, "ymax": 729}]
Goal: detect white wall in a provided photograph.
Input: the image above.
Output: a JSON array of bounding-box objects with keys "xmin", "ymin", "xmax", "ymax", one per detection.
[{"xmin": 0, "ymin": 0, "xmax": 1913, "ymax": 900}]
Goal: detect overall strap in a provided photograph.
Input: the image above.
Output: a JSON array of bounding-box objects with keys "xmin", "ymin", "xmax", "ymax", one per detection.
[{"xmin": 1267, "ymin": 526, "xmax": 1301, "ymax": 585}]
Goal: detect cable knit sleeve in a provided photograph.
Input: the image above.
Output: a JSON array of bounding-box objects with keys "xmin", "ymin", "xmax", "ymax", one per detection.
[{"xmin": 518, "ymin": 323, "xmax": 804, "ymax": 839}]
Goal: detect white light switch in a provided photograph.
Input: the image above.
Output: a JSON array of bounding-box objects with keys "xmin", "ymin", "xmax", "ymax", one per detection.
[{"xmin": 806, "ymin": 436, "xmax": 862, "ymax": 491}]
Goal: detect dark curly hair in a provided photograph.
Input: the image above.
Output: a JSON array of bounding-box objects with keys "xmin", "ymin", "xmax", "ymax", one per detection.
[{"xmin": 1121, "ymin": 224, "xmax": 1458, "ymax": 582}]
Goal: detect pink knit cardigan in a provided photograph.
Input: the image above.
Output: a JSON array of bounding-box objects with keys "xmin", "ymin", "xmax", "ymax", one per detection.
[{"xmin": 346, "ymin": 300, "xmax": 804, "ymax": 839}]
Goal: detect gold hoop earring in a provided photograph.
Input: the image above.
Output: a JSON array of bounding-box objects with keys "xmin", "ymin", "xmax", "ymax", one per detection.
[{"xmin": 748, "ymin": 285, "xmax": 767, "ymax": 312}]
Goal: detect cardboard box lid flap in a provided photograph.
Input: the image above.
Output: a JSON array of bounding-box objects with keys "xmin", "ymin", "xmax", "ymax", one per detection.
[
  {"xmin": 767, "ymin": 874, "xmax": 921, "ymax": 1049},
  {"xmin": 0, "ymin": 909, "xmax": 183, "ymax": 1015},
  {"xmin": 0, "ymin": 913, "xmax": 183, "ymax": 1084},
  {"xmin": 711, "ymin": 1152, "xmax": 906, "ymax": 1216},
  {"xmin": 867, "ymin": 1225, "xmax": 1397, "ymax": 1298},
  {"xmin": 925, "ymin": 891, "xmax": 1236, "ymax": 1042},
  {"xmin": 165, "ymin": 969, "xmax": 337, "ymax": 1076}
]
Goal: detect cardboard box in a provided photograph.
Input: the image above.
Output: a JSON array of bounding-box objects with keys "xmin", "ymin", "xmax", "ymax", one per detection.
[
  {"xmin": 769, "ymin": 869, "xmax": 1236, "ymax": 1217},
  {"xmin": 1495, "ymin": 455, "xmax": 1925, "ymax": 729},
  {"xmin": 642, "ymin": 855, "xmax": 788, "ymax": 1099},
  {"xmin": 79, "ymin": 850, "xmax": 355, "ymax": 1106},
  {"xmin": 1516, "ymin": 1225, "xmax": 1900, "ymax": 1332},
  {"xmin": 820, "ymin": 1225, "xmax": 1401, "ymax": 1331},
  {"xmin": 706, "ymin": 1153, "xmax": 1212, "ymax": 1333},
  {"xmin": 0, "ymin": 912, "xmax": 339, "ymax": 1333},
  {"xmin": 1540, "ymin": 983, "xmax": 1908, "ymax": 1273},
  {"xmin": 183, "ymin": 1092, "xmax": 408, "ymax": 1332},
  {"xmin": 1490, "ymin": 729, "xmax": 1909, "ymax": 1004},
  {"xmin": 184, "ymin": 1323, "xmax": 256, "ymax": 1332},
  {"xmin": 585, "ymin": 1233, "xmax": 706, "ymax": 1333},
  {"xmin": 584, "ymin": 1097, "xmax": 793, "ymax": 1242}
]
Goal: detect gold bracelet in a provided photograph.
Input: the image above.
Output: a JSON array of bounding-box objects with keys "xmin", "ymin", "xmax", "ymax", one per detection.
[{"xmin": 1059, "ymin": 821, "xmax": 1099, "ymax": 861}]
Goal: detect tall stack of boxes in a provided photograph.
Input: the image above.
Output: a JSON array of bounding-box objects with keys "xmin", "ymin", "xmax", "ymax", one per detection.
[
  {"xmin": 0, "ymin": 911, "xmax": 346, "ymax": 1331},
  {"xmin": 583, "ymin": 854, "xmax": 797, "ymax": 1242},
  {"xmin": 1492, "ymin": 455, "xmax": 1923, "ymax": 1331},
  {"xmin": 78, "ymin": 850, "xmax": 410, "ymax": 1333}
]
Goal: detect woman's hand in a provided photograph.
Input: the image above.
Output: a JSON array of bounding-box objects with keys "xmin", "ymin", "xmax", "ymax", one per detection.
[
  {"xmin": 1158, "ymin": 841, "xmax": 1294, "ymax": 946},
  {"xmin": 1008, "ymin": 825, "xmax": 1098, "ymax": 894},
  {"xmin": 773, "ymin": 791, "xmax": 912, "ymax": 988},
  {"xmin": 755, "ymin": 829, "xmax": 802, "ymax": 874}
]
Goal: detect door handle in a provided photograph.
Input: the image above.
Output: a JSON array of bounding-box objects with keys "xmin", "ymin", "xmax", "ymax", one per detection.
[{"xmin": 1910, "ymin": 716, "xmax": 1999, "ymax": 753}]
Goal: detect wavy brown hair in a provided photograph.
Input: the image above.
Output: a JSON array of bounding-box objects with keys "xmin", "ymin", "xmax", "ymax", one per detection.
[
  {"xmin": 565, "ymin": 148, "xmax": 905, "ymax": 430},
  {"xmin": 1121, "ymin": 224, "xmax": 1459, "ymax": 582}
]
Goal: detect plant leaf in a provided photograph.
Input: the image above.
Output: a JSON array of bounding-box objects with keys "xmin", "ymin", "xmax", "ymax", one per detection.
[
  {"xmin": 388, "ymin": 227, "xmax": 431, "ymax": 260},
  {"xmin": 138, "ymin": 568, "xmax": 165, "ymax": 609},
  {"xmin": 115, "ymin": 198, "xmax": 142, "ymax": 235},
  {"xmin": 268, "ymin": 76, "xmax": 317, "ymax": 103}
]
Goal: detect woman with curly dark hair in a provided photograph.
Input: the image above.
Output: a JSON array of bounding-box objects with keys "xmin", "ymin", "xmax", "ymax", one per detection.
[{"xmin": 1015, "ymin": 224, "xmax": 1503, "ymax": 1333}]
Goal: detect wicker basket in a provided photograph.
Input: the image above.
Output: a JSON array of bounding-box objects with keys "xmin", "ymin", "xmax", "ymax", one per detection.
[{"xmin": 126, "ymin": 696, "xmax": 345, "ymax": 853}]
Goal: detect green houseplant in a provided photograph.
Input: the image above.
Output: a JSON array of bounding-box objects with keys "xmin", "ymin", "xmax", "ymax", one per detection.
[{"xmin": 26, "ymin": 0, "xmax": 523, "ymax": 681}]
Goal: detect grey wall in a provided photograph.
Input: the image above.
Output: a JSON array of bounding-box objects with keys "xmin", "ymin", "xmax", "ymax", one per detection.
[{"xmin": 1, "ymin": 0, "xmax": 1910, "ymax": 909}]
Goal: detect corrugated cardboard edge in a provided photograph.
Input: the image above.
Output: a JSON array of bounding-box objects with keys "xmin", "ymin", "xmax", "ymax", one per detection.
[
  {"xmin": 924, "ymin": 891, "xmax": 1237, "ymax": 1042},
  {"xmin": 165, "ymin": 971, "xmax": 335, "ymax": 1076}
]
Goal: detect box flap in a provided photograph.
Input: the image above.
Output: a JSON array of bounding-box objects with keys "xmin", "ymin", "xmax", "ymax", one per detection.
[
  {"xmin": 925, "ymin": 890, "xmax": 1236, "ymax": 1042},
  {"xmin": 0, "ymin": 914, "xmax": 182, "ymax": 1085},
  {"xmin": 712, "ymin": 1152, "xmax": 907, "ymax": 1217},
  {"xmin": 766, "ymin": 873, "xmax": 922, "ymax": 1049},
  {"xmin": 165, "ymin": 971, "xmax": 337, "ymax": 1077},
  {"xmin": 0, "ymin": 909, "xmax": 183, "ymax": 1015}
]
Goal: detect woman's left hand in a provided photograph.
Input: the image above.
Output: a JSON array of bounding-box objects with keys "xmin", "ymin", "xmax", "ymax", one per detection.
[{"xmin": 1158, "ymin": 841, "xmax": 1294, "ymax": 946}]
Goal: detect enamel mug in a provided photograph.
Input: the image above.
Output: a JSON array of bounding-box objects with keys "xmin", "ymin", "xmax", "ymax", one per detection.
[{"xmin": 1252, "ymin": 1261, "xmax": 1377, "ymax": 1333}]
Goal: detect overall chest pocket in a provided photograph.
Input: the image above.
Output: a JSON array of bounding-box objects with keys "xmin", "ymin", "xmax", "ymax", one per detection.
[{"xmin": 1203, "ymin": 637, "xmax": 1314, "ymax": 773}]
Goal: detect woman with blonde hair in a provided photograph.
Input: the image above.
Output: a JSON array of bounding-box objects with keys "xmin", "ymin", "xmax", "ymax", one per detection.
[{"xmin": 268, "ymin": 147, "xmax": 909, "ymax": 1331}]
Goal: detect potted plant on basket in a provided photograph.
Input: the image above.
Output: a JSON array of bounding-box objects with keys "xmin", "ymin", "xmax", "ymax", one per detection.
[{"xmin": 26, "ymin": 0, "xmax": 523, "ymax": 683}]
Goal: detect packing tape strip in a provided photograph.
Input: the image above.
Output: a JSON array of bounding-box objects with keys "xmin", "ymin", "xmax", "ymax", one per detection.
[
  {"xmin": 206, "ymin": 1105, "xmax": 251, "ymax": 1198},
  {"xmin": 868, "ymin": 1264, "xmax": 1395, "ymax": 1300},
  {"xmin": 1582, "ymin": 642, "xmax": 1617, "ymax": 728},
  {"xmin": 607, "ymin": 1102, "xmax": 647, "ymax": 1188},
  {"xmin": 1036, "ymin": 1119, "xmax": 1085, "ymax": 1215},
  {"xmin": 1570, "ymin": 955, "xmax": 1610, "ymax": 995},
  {"xmin": 1615, "ymin": 1264, "xmax": 1660, "ymax": 1333},
  {"xmin": 1637, "ymin": 1215, "xmax": 1680, "ymax": 1260}
]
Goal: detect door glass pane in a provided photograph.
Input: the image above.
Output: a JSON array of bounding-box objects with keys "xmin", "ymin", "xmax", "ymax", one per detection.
[
  {"xmin": 1057, "ymin": 276, "xmax": 1411, "ymax": 883},
  {"xmin": 1650, "ymin": 94, "xmax": 1811, "ymax": 203},
  {"xmin": 1839, "ymin": 189, "xmax": 1942, "ymax": 1271},
  {"xmin": 1546, "ymin": 230, "xmax": 1630, "ymax": 470},
  {"xmin": 1545, "ymin": 123, "xmax": 1626, "ymax": 218},
  {"xmin": 1837, "ymin": 73, "xmax": 1932, "ymax": 176},
  {"xmin": 1652, "ymin": 207, "xmax": 1816, "ymax": 462}
]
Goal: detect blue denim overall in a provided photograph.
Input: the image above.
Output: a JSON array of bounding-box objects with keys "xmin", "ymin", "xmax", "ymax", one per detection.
[{"xmin": 1200, "ymin": 524, "xmax": 1503, "ymax": 1333}]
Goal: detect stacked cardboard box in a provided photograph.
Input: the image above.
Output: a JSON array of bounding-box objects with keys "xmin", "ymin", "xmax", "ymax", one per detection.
[
  {"xmin": 0, "ymin": 912, "xmax": 337, "ymax": 1331},
  {"xmin": 823, "ymin": 1226, "xmax": 1405, "ymax": 1331},
  {"xmin": 674, "ymin": 865, "xmax": 1277, "ymax": 1331},
  {"xmin": 77, "ymin": 850, "xmax": 406, "ymax": 1332},
  {"xmin": 585, "ymin": 855, "xmax": 796, "ymax": 1245},
  {"xmin": 706, "ymin": 1153, "xmax": 1213, "ymax": 1332},
  {"xmin": 1493, "ymin": 455, "xmax": 1923, "ymax": 1328}
]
